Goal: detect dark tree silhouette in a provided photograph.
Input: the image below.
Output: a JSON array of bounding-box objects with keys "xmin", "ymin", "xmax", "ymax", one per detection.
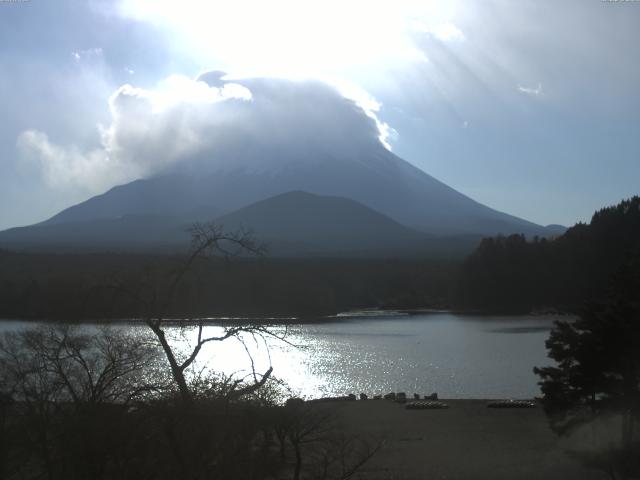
[
  {"xmin": 458, "ymin": 196, "xmax": 640, "ymax": 312},
  {"xmin": 534, "ymin": 301, "xmax": 640, "ymax": 441},
  {"xmin": 109, "ymin": 221, "xmax": 289, "ymax": 403},
  {"xmin": 534, "ymin": 253, "xmax": 640, "ymax": 478},
  {"xmin": 0, "ymin": 326, "xmax": 159, "ymax": 479}
]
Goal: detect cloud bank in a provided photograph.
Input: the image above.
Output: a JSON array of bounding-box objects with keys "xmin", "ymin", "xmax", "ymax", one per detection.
[{"xmin": 17, "ymin": 74, "xmax": 392, "ymax": 194}]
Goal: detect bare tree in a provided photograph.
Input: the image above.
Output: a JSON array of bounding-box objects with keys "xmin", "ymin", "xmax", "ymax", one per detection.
[
  {"xmin": 273, "ymin": 400, "xmax": 383, "ymax": 480},
  {"xmin": 0, "ymin": 325, "xmax": 159, "ymax": 480},
  {"xmin": 111, "ymin": 222, "xmax": 285, "ymax": 403},
  {"xmin": 312, "ymin": 432, "xmax": 382, "ymax": 480},
  {"xmin": 0, "ymin": 325, "xmax": 158, "ymax": 406}
]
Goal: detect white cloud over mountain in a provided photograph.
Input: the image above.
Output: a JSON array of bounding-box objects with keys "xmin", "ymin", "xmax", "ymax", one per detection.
[{"xmin": 17, "ymin": 74, "xmax": 391, "ymax": 194}]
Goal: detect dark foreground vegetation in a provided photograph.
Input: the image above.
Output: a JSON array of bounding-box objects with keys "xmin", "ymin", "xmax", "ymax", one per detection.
[
  {"xmin": 0, "ymin": 326, "xmax": 379, "ymax": 480},
  {"xmin": 533, "ymin": 257, "xmax": 640, "ymax": 479},
  {"xmin": 529, "ymin": 198, "xmax": 640, "ymax": 478}
]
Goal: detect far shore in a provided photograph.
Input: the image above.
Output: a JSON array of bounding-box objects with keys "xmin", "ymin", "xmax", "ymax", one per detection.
[{"xmin": 0, "ymin": 307, "xmax": 574, "ymax": 325}]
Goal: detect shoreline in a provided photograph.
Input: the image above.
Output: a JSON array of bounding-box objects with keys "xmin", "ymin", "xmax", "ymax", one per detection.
[
  {"xmin": 0, "ymin": 308, "xmax": 572, "ymax": 325},
  {"xmin": 328, "ymin": 399, "xmax": 606, "ymax": 480}
]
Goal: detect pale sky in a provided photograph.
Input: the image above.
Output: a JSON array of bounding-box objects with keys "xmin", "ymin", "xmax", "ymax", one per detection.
[{"xmin": 0, "ymin": 0, "xmax": 638, "ymax": 230}]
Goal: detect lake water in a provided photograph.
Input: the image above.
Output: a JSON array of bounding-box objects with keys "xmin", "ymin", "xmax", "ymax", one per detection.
[{"xmin": 0, "ymin": 313, "xmax": 561, "ymax": 399}]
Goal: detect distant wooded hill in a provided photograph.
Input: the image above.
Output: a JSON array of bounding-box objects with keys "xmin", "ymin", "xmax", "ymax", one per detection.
[{"xmin": 456, "ymin": 196, "xmax": 640, "ymax": 312}]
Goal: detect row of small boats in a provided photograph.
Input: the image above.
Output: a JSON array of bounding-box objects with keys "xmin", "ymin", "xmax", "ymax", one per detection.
[{"xmin": 305, "ymin": 392, "xmax": 537, "ymax": 410}]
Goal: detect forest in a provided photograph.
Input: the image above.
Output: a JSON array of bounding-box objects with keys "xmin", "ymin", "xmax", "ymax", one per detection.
[
  {"xmin": 0, "ymin": 196, "xmax": 638, "ymax": 320},
  {"xmin": 0, "ymin": 251, "xmax": 458, "ymax": 320},
  {"xmin": 457, "ymin": 196, "xmax": 640, "ymax": 313}
]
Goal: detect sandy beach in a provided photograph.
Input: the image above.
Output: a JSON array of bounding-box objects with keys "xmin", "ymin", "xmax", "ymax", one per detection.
[{"xmin": 328, "ymin": 399, "xmax": 609, "ymax": 480}]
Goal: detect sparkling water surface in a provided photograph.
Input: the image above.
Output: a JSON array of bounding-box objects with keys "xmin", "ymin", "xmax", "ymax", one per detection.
[{"xmin": 0, "ymin": 313, "xmax": 560, "ymax": 399}]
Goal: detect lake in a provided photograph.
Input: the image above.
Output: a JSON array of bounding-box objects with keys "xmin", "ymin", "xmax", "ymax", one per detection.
[{"xmin": 0, "ymin": 313, "xmax": 561, "ymax": 399}]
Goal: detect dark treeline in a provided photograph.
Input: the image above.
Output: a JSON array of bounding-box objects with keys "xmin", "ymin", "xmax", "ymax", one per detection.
[
  {"xmin": 0, "ymin": 251, "xmax": 459, "ymax": 320},
  {"xmin": 2, "ymin": 196, "xmax": 638, "ymax": 320},
  {"xmin": 457, "ymin": 196, "xmax": 640, "ymax": 312}
]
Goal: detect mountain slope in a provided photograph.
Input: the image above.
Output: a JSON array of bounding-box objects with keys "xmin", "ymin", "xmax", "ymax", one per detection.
[
  {"xmin": 0, "ymin": 191, "xmax": 445, "ymax": 256},
  {"xmin": 43, "ymin": 176, "xmax": 220, "ymax": 225},
  {"xmin": 41, "ymin": 143, "xmax": 552, "ymax": 237},
  {"xmin": 0, "ymin": 215, "xmax": 191, "ymax": 253}
]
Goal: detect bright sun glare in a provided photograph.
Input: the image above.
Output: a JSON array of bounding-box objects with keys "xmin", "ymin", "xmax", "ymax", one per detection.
[{"xmin": 119, "ymin": 0, "xmax": 461, "ymax": 79}]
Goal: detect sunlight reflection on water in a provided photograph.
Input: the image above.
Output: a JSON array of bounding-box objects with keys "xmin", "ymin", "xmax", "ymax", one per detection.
[
  {"xmin": 160, "ymin": 313, "xmax": 558, "ymax": 399},
  {"xmin": 0, "ymin": 313, "xmax": 560, "ymax": 399}
]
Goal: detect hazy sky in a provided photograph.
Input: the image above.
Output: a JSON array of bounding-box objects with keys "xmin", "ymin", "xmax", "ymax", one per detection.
[{"xmin": 0, "ymin": 0, "xmax": 638, "ymax": 230}]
